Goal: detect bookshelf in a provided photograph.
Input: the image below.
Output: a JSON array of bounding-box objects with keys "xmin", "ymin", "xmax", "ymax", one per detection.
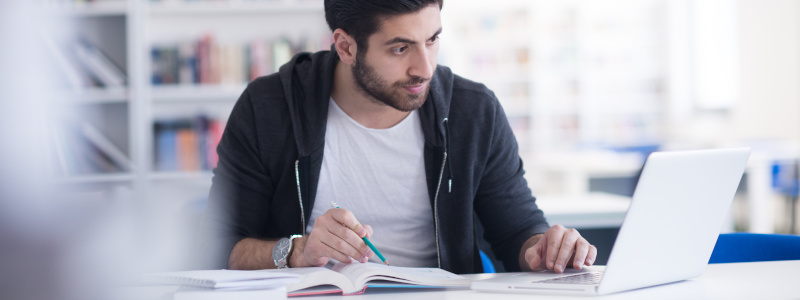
[
  {"xmin": 44, "ymin": 0, "xmax": 135, "ymax": 203},
  {"xmin": 51, "ymin": 0, "xmax": 669, "ymax": 205},
  {"xmin": 45, "ymin": 0, "xmax": 329, "ymax": 207},
  {"xmin": 142, "ymin": 0, "xmax": 328, "ymax": 207},
  {"xmin": 442, "ymin": 0, "xmax": 667, "ymax": 155}
]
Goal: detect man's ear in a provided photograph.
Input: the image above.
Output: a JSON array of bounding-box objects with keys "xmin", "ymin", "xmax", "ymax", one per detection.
[{"xmin": 333, "ymin": 28, "xmax": 357, "ymax": 65}]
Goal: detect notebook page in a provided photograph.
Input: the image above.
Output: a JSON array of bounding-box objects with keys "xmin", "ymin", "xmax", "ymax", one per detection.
[
  {"xmin": 259, "ymin": 267, "xmax": 356, "ymax": 294},
  {"xmin": 332, "ymin": 262, "xmax": 470, "ymax": 288}
]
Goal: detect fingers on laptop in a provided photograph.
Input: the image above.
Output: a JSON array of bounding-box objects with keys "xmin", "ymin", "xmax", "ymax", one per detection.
[
  {"xmin": 545, "ymin": 225, "xmax": 563, "ymax": 271},
  {"xmin": 554, "ymin": 228, "xmax": 581, "ymax": 273},
  {"xmin": 572, "ymin": 238, "xmax": 593, "ymax": 269},
  {"xmin": 544, "ymin": 225, "xmax": 597, "ymax": 273},
  {"xmin": 525, "ymin": 236, "xmax": 547, "ymax": 271}
]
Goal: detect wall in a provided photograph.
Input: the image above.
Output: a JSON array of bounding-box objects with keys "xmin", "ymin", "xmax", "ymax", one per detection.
[{"xmin": 731, "ymin": 0, "xmax": 800, "ymax": 142}]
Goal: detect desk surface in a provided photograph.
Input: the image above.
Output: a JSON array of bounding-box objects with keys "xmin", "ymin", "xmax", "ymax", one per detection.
[
  {"xmin": 301, "ymin": 260, "xmax": 800, "ymax": 300},
  {"xmin": 129, "ymin": 260, "xmax": 799, "ymax": 300}
]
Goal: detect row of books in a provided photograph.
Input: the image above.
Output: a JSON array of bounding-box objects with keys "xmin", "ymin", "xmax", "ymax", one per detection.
[
  {"xmin": 151, "ymin": 35, "xmax": 329, "ymax": 86},
  {"xmin": 50, "ymin": 120, "xmax": 133, "ymax": 176},
  {"xmin": 154, "ymin": 116, "xmax": 224, "ymax": 172},
  {"xmin": 43, "ymin": 34, "xmax": 127, "ymax": 90}
]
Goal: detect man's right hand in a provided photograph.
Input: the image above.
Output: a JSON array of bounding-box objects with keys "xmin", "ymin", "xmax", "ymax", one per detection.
[{"xmin": 289, "ymin": 208, "xmax": 375, "ymax": 268}]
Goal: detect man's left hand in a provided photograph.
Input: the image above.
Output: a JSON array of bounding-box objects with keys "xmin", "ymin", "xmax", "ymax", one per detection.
[{"xmin": 523, "ymin": 225, "xmax": 597, "ymax": 273}]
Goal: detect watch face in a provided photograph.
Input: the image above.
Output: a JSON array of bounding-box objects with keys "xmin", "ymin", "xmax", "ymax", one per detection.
[{"xmin": 274, "ymin": 238, "xmax": 290, "ymax": 258}]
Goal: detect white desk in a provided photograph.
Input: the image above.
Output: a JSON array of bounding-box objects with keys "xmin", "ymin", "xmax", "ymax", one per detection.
[
  {"xmin": 298, "ymin": 260, "xmax": 800, "ymax": 300},
  {"xmin": 128, "ymin": 260, "xmax": 800, "ymax": 299}
]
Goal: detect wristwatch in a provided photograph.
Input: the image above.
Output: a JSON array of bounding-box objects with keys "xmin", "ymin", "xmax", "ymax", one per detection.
[{"xmin": 273, "ymin": 234, "xmax": 302, "ymax": 269}]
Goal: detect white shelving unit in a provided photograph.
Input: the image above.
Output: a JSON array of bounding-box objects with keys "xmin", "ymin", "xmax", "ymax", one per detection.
[
  {"xmin": 53, "ymin": 0, "xmax": 672, "ymax": 204},
  {"xmin": 43, "ymin": 0, "xmax": 128, "ymax": 16},
  {"xmin": 50, "ymin": 0, "xmax": 328, "ymax": 207},
  {"xmin": 151, "ymin": 85, "xmax": 246, "ymax": 102},
  {"xmin": 440, "ymin": 0, "xmax": 668, "ymax": 195},
  {"xmin": 46, "ymin": 0, "xmax": 137, "ymax": 200},
  {"xmin": 442, "ymin": 0, "xmax": 667, "ymax": 155},
  {"xmin": 142, "ymin": 0, "xmax": 327, "ymax": 206},
  {"xmin": 59, "ymin": 88, "xmax": 130, "ymax": 104}
]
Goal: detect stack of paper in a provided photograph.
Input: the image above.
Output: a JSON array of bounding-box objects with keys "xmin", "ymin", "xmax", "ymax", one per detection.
[
  {"xmin": 172, "ymin": 286, "xmax": 288, "ymax": 300},
  {"xmin": 143, "ymin": 270, "xmax": 300, "ymax": 300}
]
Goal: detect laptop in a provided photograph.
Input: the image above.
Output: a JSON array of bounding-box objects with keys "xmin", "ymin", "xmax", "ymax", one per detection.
[{"xmin": 471, "ymin": 148, "xmax": 751, "ymax": 296}]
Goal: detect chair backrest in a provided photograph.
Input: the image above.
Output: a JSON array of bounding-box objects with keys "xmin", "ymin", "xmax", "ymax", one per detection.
[
  {"xmin": 709, "ymin": 233, "xmax": 800, "ymax": 264},
  {"xmin": 479, "ymin": 250, "xmax": 496, "ymax": 273}
]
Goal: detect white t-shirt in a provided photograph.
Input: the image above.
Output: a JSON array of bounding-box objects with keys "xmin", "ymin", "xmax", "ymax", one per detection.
[{"xmin": 305, "ymin": 98, "xmax": 437, "ymax": 268}]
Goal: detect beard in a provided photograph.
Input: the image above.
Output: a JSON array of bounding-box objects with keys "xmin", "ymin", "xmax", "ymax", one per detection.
[{"xmin": 352, "ymin": 53, "xmax": 432, "ymax": 112}]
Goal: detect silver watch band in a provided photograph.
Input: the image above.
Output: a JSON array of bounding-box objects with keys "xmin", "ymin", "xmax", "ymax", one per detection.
[{"xmin": 274, "ymin": 234, "xmax": 302, "ymax": 269}]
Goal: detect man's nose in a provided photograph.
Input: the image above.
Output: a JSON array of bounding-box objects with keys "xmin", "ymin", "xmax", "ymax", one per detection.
[{"xmin": 408, "ymin": 47, "xmax": 435, "ymax": 80}]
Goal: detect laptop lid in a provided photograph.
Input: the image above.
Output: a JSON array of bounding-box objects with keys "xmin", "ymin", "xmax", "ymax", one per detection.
[{"xmin": 597, "ymin": 148, "xmax": 750, "ymax": 295}]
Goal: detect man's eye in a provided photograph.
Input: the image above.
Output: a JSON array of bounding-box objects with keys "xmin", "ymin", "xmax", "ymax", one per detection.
[
  {"xmin": 393, "ymin": 46, "xmax": 408, "ymax": 54},
  {"xmin": 428, "ymin": 36, "xmax": 439, "ymax": 44}
]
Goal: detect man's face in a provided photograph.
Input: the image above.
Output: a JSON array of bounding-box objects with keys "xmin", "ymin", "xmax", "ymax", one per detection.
[{"xmin": 352, "ymin": 4, "xmax": 441, "ymax": 112}]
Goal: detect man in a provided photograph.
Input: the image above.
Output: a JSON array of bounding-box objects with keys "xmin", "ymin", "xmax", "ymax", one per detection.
[{"xmin": 200, "ymin": 0, "xmax": 597, "ymax": 274}]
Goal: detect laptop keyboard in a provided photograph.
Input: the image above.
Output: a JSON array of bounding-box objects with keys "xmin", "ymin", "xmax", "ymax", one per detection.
[{"xmin": 533, "ymin": 271, "xmax": 604, "ymax": 285}]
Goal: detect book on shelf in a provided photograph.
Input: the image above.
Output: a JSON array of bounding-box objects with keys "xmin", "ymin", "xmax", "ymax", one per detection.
[
  {"xmin": 154, "ymin": 115, "xmax": 224, "ymax": 172},
  {"xmin": 71, "ymin": 39, "xmax": 127, "ymax": 89},
  {"xmin": 151, "ymin": 34, "xmax": 330, "ymax": 86},
  {"xmin": 79, "ymin": 120, "xmax": 133, "ymax": 171},
  {"xmin": 271, "ymin": 38, "xmax": 293, "ymax": 75},
  {"xmin": 262, "ymin": 261, "xmax": 470, "ymax": 296},
  {"xmin": 41, "ymin": 32, "xmax": 127, "ymax": 90},
  {"xmin": 177, "ymin": 127, "xmax": 201, "ymax": 171},
  {"xmin": 41, "ymin": 32, "xmax": 94, "ymax": 90},
  {"xmin": 179, "ymin": 42, "xmax": 198, "ymax": 85},
  {"xmin": 155, "ymin": 122, "xmax": 178, "ymax": 171},
  {"xmin": 49, "ymin": 120, "xmax": 132, "ymax": 176}
]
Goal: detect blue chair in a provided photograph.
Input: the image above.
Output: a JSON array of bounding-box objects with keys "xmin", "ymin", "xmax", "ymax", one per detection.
[
  {"xmin": 772, "ymin": 161, "xmax": 799, "ymax": 233},
  {"xmin": 479, "ymin": 250, "xmax": 496, "ymax": 273},
  {"xmin": 708, "ymin": 233, "xmax": 800, "ymax": 264}
]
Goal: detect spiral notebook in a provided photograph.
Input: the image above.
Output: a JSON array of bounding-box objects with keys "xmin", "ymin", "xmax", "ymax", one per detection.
[{"xmin": 142, "ymin": 269, "xmax": 301, "ymax": 289}]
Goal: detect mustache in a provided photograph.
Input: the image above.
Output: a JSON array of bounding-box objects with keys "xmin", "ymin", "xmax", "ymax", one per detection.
[{"xmin": 396, "ymin": 76, "xmax": 430, "ymax": 87}]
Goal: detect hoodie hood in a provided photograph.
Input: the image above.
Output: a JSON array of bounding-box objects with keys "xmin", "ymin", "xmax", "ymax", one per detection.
[{"xmin": 277, "ymin": 47, "xmax": 454, "ymax": 157}]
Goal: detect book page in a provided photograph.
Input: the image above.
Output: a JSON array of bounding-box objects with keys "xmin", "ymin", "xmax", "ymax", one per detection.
[
  {"xmin": 257, "ymin": 267, "xmax": 357, "ymax": 294},
  {"xmin": 331, "ymin": 262, "xmax": 470, "ymax": 289}
]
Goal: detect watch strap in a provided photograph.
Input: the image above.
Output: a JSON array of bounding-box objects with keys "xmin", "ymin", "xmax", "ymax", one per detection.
[
  {"xmin": 274, "ymin": 235, "xmax": 303, "ymax": 269},
  {"xmin": 285, "ymin": 234, "xmax": 302, "ymax": 268}
]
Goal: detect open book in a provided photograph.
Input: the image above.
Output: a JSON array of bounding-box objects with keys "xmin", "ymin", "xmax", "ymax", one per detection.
[{"xmin": 258, "ymin": 262, "xmax": 470, "ymax": 296}]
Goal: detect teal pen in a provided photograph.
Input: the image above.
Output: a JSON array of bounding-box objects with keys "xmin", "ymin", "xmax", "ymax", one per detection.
[{"xmin": 330, "ymin": 201, "xmax": 390, "ymax": 266}]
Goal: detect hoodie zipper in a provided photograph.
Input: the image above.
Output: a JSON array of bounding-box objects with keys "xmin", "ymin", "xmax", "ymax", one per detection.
[
  {"xmin": 295, "ymin": 160, "xmax": 306, "ymax": 233},
  {"xmin": 433, "ymin": 151, "xmax": 447, "ymax": 268},
  {"xmin": 433, "ymin": 118, "xmax": 449, "ymax": 268}
]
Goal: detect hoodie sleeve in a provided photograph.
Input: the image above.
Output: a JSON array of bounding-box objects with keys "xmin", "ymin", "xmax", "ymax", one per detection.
[
  {"xmin": 473, "ymin": 95, "xmax": 550, "ymax": 272},
  {"xmin": 197, "ymin": 88, "xmax": 273, "ymax": 269}
]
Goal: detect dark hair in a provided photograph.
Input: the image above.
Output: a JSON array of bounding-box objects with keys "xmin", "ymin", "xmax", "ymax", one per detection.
[{"xmin": 324, "ymin": 0, "xmax": 443, "ymax": 52}]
